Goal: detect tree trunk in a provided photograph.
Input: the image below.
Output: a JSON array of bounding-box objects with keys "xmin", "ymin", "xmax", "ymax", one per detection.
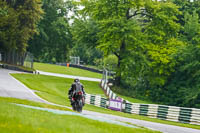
[
  {"xmin": 115, "ymin": 56, "xmax": 121, "ymax": 86},
  {"xmin": 115, "ymin": 40, "xmax": 126, "ymax": 86}
]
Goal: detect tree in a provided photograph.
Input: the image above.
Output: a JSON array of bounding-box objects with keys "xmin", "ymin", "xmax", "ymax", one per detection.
[
  {"xmin": 137, "ymin": 0, "xmax": 200, "ymax": 107},
  {"xmin": 28, "ymin": 0, "xmax": 73, "ymax": 63},
  {"xmin": 0, "ymin": 1, "xmax": 18, "ymax": 52},
  {"xmin": 71, "ymin": 0, "xmax": 200, "ymax": 108},
  {"xmin": 117, "ymin": 1, "xmax": 184, "ymax": 100},
  {"xmin": 103, "ymin": 54, "xmax": 118, "ymax": 71},
  {"xmin": 0, "ymin": 0, "xmax": 43, "ymax": 54},
  {"xmin": 159, "ymin": 0, "xmax": 200, "ymax": 108},
  {"xmin": 143, "ymin": 1, "xmax": 183, "ymax": 87},
  {"xmin": 70, "ymin": 18, "xmax": 103, "ymax": 65},
  {"xmin": 80, "ymin": 0, "xmax": 182, "ymax": 86},
  {"xmin": 80, "ymin": 0, "xmax": 145, "ymax": 85},
  {"xmin": 16, "ymin": 0, "xmax": 43, "ymax": 53}
]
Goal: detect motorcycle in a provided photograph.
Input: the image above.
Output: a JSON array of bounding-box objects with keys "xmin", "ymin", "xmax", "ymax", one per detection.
[{"xmin": 71, "ymin": 91, "xmax": 85, "ymax": 112}]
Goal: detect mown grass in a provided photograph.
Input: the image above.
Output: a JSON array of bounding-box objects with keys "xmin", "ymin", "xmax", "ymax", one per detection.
[
  {"xmin": 0, "ymin": 99, "xmax": 159, "ymax": 133},
  {"xmin": 11, "ymin": 74, "xmax": 200, "ymax": 130},
  {"xmin": 11, "ymin": 73, "xmax": 105, "ymax": 107},
  {"xmin": 116, "ymin": 93, "xmax": 153, "ymax": 104},
  {"xmin": 0, "ymin": 97, "xmax": 71, "ymax": 111},
  {"xmin": 111, "ymin": 86, "xmax": 153, "ymax": 104},
  {"xmin": 34, "ymin": 62, "xmax": 102, "ymax": 79}
]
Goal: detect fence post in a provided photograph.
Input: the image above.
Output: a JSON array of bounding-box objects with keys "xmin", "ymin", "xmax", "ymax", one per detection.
[
  {"xmin": 78, "ymin": 57, "xmax": 80, "ymax": 65},
  {"xmin": 31, "ymin": 56, "xmax": 33, "ymax": 69},
  {"xmin": 105, "ymin": 69, "xmax": 108, "ymax": 83},
  {"xmin": 0, "ymin": 52, "xmax": 1, "ymax": 62},
  {"xmin": 103, "ymin": 68, "xmax": 106, "ymax": 80}
]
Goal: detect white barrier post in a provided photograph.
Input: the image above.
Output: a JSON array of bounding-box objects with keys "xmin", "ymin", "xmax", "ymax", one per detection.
[{"xmin": 0, "ymin": 52, "xmax": 2, "ymax": 61}]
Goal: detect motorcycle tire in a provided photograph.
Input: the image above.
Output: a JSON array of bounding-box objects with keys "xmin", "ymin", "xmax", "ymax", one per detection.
[
  {"xmin": 77, "ymin": 106, "xmax": 82, "ymax": 112},
  {"xmin": 72, "ymin": 104, "xmax": 76, "ymax": 111},
  {"xmin": 77, "ymin": 100, "xmax": 83, "ymax": 112}
]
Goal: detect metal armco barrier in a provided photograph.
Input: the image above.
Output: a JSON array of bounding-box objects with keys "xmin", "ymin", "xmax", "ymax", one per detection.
[
  {"xmin": 100, "ymin": 77, "xmax": 200, "ymax": 125},
  {"xmin": 85, "ymin": 93, "xmax": 108, "ymax": 109},
  {"xmin": 122, "ymin": 102, "xmax": 200, "ymax": 125},
  {"xmin": 101, "ymin": 79, "xmax": 118, "ymax": 100}
]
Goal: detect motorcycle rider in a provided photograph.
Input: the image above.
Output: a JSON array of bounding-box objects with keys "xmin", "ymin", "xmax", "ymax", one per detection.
[{"xmin": 68, "ymin": 79, "xmax": 86, "ymax": 108}]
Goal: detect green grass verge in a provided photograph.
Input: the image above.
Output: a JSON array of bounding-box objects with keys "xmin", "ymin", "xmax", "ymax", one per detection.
[
  {"xmin": 0, "ymin": 98, "xmax": 159, "ymax": 133},
  {"xmin": 11, "ymin": 74, "xmax": 200, "ymax": 130},
  {"xmin": 34, "ymin": 62, "xmax": 102, "ymax": 79},
  {"xmin": 111, "ymin": 86, "xmax": 153, "ymax": 104},
  {"xmin": 0, "ymin": 97, "xmax": 71, "ymax": 111},
  {"xmin": 11, "ymin": 73, "xmax": 105, "ymax": 107},
  {"xmin": 116, "ymin": 93, "xmax": 153, "ymax": 104}
]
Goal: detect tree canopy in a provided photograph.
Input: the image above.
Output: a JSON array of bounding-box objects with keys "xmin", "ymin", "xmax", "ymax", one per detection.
[
  {"xmin": 0, "ymin": 0, "xmax": 43, "ymax": 53},
  {"xmin": 28, "ymin": 0, "xmax": 73, "ymax": 63}
]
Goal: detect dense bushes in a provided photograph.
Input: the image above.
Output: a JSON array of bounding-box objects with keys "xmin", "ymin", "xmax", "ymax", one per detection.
[{"xmin": 109, "ymin": 0, "xmax": 200, "ymax": 108}]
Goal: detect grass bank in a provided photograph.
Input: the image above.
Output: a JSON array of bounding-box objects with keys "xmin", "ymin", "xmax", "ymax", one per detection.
[
  {"xmin": 34, "ymin": 62, "xmax": 102, "ymax": 79},
  {"xmin": 12, "ymin": 73, "xmax": 105, "ymax": 107},
  {"xmin": 116, "ymin": 93, "xmax": 153, "ymax": 104},
  {"xmin": 0, "ymin": 98, "xmax": 159, "ymax": 133},
  {"xmin": 0, "ymin": 97, "xmax": 71, "ymax": 111},
  {"xmin": 111, "ymin": 86, "xmax": 153, "ymax": 104}
]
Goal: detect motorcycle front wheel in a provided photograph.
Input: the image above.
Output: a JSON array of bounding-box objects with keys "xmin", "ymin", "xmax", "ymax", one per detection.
[{"xmin": 77, "ymin": 100, "xmax": 83, "ymax": 112}]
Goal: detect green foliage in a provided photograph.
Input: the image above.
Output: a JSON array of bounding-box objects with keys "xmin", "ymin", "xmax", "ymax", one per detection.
[
  {"xmin": 153, "ymin": 0, "xmax": 200, "ymax": 108},
  {"xmin": 80, "ymin": 0, "xmax": 145, "ymax": 84},
  {"xmin": 77, "ymin": 0, "xmax": 200, "ymax": 108},
  {"xmin": 145, "ymin": 1, "xmax": 180, "ymax": 43},
  {"xmin": 143, "ymin": 1, "xmax": 200, "ymax": 108},
  {"xmin": 103, "ymin": 54, "xmax": 118, "ymax": 71},
  {"xmin": 0, "ymin": 0, "xmax": 43, "ymax": 53},
  {"xmin": 0, "ymin": 1, "xmax": 18, "ymax": 51},
  {"xmin": 70, "ymin": 18, "xmax": 103, "ymax": 65},
  {"xmin": 150, "ymin": 43, "xmax": 200, "ymax": 108},
  {"xmin": 143, "ymin": 1, "xmax": 182, "ymax": 86},
  {"xmin": 28, "ymin": 0, "xmax": 73, "ymax": 63},
  {"xmin": 183, "ymin": 11, "xmax": 200, "ymax": 41},
  {"xmin": 145, "ymin": 38, "xmax": 184, "ymax": 86}
]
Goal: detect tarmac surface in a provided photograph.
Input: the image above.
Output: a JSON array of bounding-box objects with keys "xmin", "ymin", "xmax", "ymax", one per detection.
[
  {"xmin": 36, "ymin": 70, "xmax": 101, "ymax": 82},
  {"xmin": 0, "ymin": 69, "xmax": 49, "ymax": 103},
  {"xmin": 82, "ymin": 110, "xmax": 200, "ymax": 133},
  {"xmin": 0, "ymin": 68, "xmax": 200, "ymax": 133}
]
